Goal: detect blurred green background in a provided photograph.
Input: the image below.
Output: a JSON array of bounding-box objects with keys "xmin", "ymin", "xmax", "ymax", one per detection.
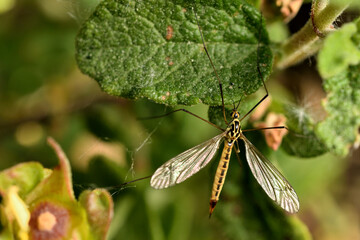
[{"xmin": 0, "ymin": 0, "xmax": 359, "ymax": 239}]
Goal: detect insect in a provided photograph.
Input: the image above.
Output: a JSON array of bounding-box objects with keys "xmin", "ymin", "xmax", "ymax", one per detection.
[{"xmin": 150, "ymin": 10, "xmax": 299, "ymax": 217}]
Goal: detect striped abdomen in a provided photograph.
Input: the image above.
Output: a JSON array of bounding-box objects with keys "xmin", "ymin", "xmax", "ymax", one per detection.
[{"xmin": 209, "ymin": 140, "xmax": 233, "ymax": 217}]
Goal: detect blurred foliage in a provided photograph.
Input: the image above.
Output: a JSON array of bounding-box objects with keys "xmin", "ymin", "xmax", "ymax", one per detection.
[
  {"xmin": 0, "ymin": 0, "xmax": 359, "ymax": 240},
  {"xmin": 316, "ymin": 63, "xmax": 360, "ymax": 156},
  {"xmin": 282, "ymin": 105, "xmax": 327, "ymax": 157},
  {"xmin": 0, "ymin": 138, "xmax": 113, "ymax": 240},
  {"xmin": 316, "ymin": 18, "xmax": 360, "ymax": 156},
  {"xmin": 318, "ymin": 18, "xmax": 360, "ymax": 78}
]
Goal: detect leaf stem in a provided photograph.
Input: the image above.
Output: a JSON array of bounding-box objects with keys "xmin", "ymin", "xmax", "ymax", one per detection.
[{"xmin": 276, "ymin": 0, "xmax": 350, "ymax": 69}]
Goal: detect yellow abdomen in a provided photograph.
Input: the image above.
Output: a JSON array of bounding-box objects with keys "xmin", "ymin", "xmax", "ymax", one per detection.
[{"xmin": 209, "ymin": 141, "xmax": 233, "ymax": 217}]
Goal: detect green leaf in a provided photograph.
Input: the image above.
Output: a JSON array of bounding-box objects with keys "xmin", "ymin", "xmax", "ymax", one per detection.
[
  {"xmin": 267, "ymin": 21, "xmax": 289, "ymax": 44},
  {"xmin": 0, "ymin": 162, "xmax": 49, "ymax": 198},
  {"xmin": 330, "ymin": 0, "xmax": 360, "ymax": 8},
  {"xmin": 318, "ymin": 18, "xmax": 360, "ymax": 78},
  {"xmin": 79, "ymin": 189, "xmax": 113, "ymax": 240},
  {"xmin": 26, "ymin": 137, "xmax": 75, "ymax": 203},
  {"xmin": 76, "ymin": 0, "xmax": 272, "ymax": 106},
  {"xmin": 282, "ymin": 105, "xmax": 328, "ymax": 158},
  {"xmin": 315, "ymin": 18, "xmax": 360, "ymax": 156},
  {"xmin": 316, "ymin": 64, "xmax": 360, "ymax": 156}
]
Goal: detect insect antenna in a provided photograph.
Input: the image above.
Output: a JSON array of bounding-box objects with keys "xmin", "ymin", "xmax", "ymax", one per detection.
[
  {"xmin": 240, "ymin": 14, "xmax": 269, "ymax": 122},
  {"xmin": 193, "ymin": 8, "xmax": 228, "ymax": 124},
  {"xmin": 138, "ymin": 108, "xmax": 224, "ymax": 131},
  {"xmin": 235, "ymin": 95, "xmax": 244, "ymax": 111}
]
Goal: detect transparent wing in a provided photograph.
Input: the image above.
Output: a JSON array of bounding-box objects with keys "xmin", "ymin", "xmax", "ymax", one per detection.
[
  {"xmin": 242, "ymin": 134, "xmax": 300, "ymax": 213},
  {"xmin": 151, "ymin": 132, "xmax": 226, "ymax": 189}
]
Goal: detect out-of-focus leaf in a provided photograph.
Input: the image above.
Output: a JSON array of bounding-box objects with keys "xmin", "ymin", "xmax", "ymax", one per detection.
[
  {"xmin": 26, "ymin": 137, "xmax": 75, "ymax": 203},
  {"xmin": 76, "ymin": 0, "xmax": 272, "ymax": 106},
  {"xmin": 282, "ymin": 105, "xmax": 328, "ymax": 158},
  {"xmin": 330, "ymin": 0, "xmax": 360, "ymax": 8},
  {"xmin": 318, "ymin": 18, "xmax": 360, "ymax": 78},
  {"xmin": 316, "ymin": 64, "xmax": 360, "ymax": 156},
  {"xmin": 267, "ymin": 21, "xmax": 289, "ymax": 43},
  {"xmin": 0, "ymin": 16, "xmax": 76, "ymax": 98},
  {"xmin": 21, "ymin": 138, "xmax": 114, "ymax": 240},
  {"xmin": 0, "ymin": 0, "xmax": 15, "ymax": 14},
  {"xmin": 1, "ymin": 186, "xmax": 30, "ymax": 240},
  {"xmin": 302, "ymin": 18, "xmax": 360, "ymax": 156},
  {"xmin": 0, "ymin": 162, "xmax": 50, "ymax": 198},
  {"xmin": 79, "ymin": 189, "xmax": 114, "ymax": 240}
]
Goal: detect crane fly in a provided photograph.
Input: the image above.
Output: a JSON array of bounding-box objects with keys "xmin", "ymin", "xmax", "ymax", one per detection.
[{"xmin": 150, "ymin": 9, "xmax": 299, "ymax": 217}]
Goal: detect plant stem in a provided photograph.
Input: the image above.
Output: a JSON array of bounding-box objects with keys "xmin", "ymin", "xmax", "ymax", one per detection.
[{"xmin": 276, "ymin": 0, "xmax": 350, "ymax": 69}]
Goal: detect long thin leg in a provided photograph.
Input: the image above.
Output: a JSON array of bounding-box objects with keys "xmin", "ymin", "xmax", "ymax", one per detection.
[
  {"xmin": 242, "ymin": 126, "xmax": 287, "ymax": 133},
  {"xmin": 138, "ymin": 108, "xmax": 224, "ymax": 131},
  {"xmin": 235, "ymin": 140, "xmax": 241, "ymax": 153},
  {"xmin": 243, "ymin": 126, "xmax": 309, "ymax": 139},
  {"xmin": 106, "ymin": 175, "xmax": 153, "ymax": 192},
  {"xmin": 193, "ymin": 8, "xmax": 228, "ymax": 125},
  {"xmin": 240, "ymin": 15, "xmax": 269, "ymax": 122},
  {"xmin": 234, "ymin": 143, "xmax": 243, "ymax": 166}
]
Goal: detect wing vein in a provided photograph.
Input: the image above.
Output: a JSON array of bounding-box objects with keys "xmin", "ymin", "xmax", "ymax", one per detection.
[
  {"xmin": 242, "ymin": 134, "xmax": 299, "ymax": 213},
  {"xmin": 151, "ymin": 132, "xmax": 226, "ymax": 189}
]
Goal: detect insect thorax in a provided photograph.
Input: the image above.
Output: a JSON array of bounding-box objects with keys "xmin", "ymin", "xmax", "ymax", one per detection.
[{"xmin": 225, "ymin": 117, "xmax": 241, "ymax": 146}]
